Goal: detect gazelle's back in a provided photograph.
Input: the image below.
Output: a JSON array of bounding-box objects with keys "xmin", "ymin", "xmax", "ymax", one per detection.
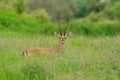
[{"xmin": 23, "ymin": 47, "xmax": 59, "ymax": 56}]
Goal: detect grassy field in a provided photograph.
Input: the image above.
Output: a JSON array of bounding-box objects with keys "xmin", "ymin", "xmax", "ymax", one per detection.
[{"xmin": 0, "ymin": 31, "xmax": 120, "ymax": 80}]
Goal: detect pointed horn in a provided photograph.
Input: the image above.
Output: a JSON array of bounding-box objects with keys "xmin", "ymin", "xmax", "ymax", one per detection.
[
  {"xmin": 58, "ymin": 20, "xmax": 62, "ymax": 36},
  {"xmin": 64, "ymin": 21, "xmax": 69, "ymax": 36}
]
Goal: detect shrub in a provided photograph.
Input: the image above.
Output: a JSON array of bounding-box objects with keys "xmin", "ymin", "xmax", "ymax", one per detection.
[
  {"xmin": 69, "ymin": 21, "xmax": 120, "ymax": 37},
  {"xmin": 104, "ymin": 2, "xmax": 120, "ymax": 20},
  {"xmin": 30, "ymin": 9, "xmax": 51, "ymax": 23},
  {"xmin": 13, "ymin": 0, "xmax": 27, "ymax": 14},
  {"xmin": 0, "ymin": 9, "xmax": 38, "ymax": 32}
]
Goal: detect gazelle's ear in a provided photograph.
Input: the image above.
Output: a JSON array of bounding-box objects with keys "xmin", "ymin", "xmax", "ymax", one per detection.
[
  {"xmin": 65, "ymin": 32, "xmax": 72, "ymax": 37},
  {"xmin": 54, "ymin": 32, "xmax": 60, "ymax": 37}
]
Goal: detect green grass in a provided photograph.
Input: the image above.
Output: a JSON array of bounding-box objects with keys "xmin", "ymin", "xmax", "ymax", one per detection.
[{"xmin": 0, "ymin": 32, "xmax": 120, "ymax": 80}]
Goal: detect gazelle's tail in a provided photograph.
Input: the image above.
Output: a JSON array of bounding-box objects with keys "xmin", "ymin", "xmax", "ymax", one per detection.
[{"xmin": 22, "ymin": 51, "xmax": 27, "ymax": 57}]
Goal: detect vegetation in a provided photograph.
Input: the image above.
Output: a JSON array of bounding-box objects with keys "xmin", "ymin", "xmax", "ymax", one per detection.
[
  {"xmin": 0, "ymin": 9, "xmax": 120, "ymax": 36},
  {"xmin": 0, "ymin": 0, "xmax": 120, "ymax": 36},
  {"xmin": 0, "ymin": 33, "xmax": 120, "ymax": 80},
  {"xmin": 0, "ymin": 0, "xmax": 120, "ymax": 80}
]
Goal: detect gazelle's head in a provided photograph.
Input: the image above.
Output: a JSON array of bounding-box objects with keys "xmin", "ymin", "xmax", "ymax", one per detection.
[{"xmin": 54, "ymin": 21, "xmax": 71, "ymax": 45}]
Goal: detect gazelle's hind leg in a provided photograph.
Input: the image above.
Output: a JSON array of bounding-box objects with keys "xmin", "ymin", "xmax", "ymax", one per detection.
[{"xmin": 26, "ymin": 50, "xmax": 33, "ymax": 56}]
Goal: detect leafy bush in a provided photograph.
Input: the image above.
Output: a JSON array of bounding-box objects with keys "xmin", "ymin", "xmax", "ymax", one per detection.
[
  {"xmin": 104, "ymin": 2, "xmax": 120, "ymax": 20},
  {"xmin": 30, "ymin": 9, "xmax": 51, "ymax": 23},
  {"xmin": 13, "ymin": 0, "xmax": 27, "ymax": 14},
  {"xmin": 70, "ymin": 21, "xmax": 120, "ymax": 36},
  {"xmin": 0, "ymin": 1, "xmax": 14, "ymax": 12},
  {"xmin": 0, "ymin": 9, "xmax": 38, "ymax": 32}
]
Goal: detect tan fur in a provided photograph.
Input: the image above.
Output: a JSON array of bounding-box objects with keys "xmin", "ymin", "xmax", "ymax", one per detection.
[{"xmin": 23, "ymin": 35, "xmax": 66, "ymax": 56}]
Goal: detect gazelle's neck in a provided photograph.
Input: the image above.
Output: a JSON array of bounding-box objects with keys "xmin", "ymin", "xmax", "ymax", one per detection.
[{"xmin": 58, "ymin": 41, "xmax": 65, "ymax": 50}]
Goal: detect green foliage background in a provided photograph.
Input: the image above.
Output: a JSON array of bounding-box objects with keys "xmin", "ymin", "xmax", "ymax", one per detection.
[
  {"xmin": 0, "ymin": 0, "xmax": 120, "ymax": 80},
  {"xmin": 0, "ymin": 0, "xmax": 120, "ymax": 36}
]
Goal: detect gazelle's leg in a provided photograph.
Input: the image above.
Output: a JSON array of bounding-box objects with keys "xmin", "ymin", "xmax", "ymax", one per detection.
[{"xmin": 27, "ymin": 50, "xmax": 34, "ymax": 56}]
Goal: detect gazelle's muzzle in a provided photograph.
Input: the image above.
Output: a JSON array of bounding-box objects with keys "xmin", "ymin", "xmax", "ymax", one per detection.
[{"xmin": 61, "ymin": 41, "xmax": 65, "ymax": 45}]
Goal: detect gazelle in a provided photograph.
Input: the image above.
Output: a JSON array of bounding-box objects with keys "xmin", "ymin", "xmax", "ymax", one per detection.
[{"xmin": 23, "ymin": 21, "xmax": 71, "ymax": 56}]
